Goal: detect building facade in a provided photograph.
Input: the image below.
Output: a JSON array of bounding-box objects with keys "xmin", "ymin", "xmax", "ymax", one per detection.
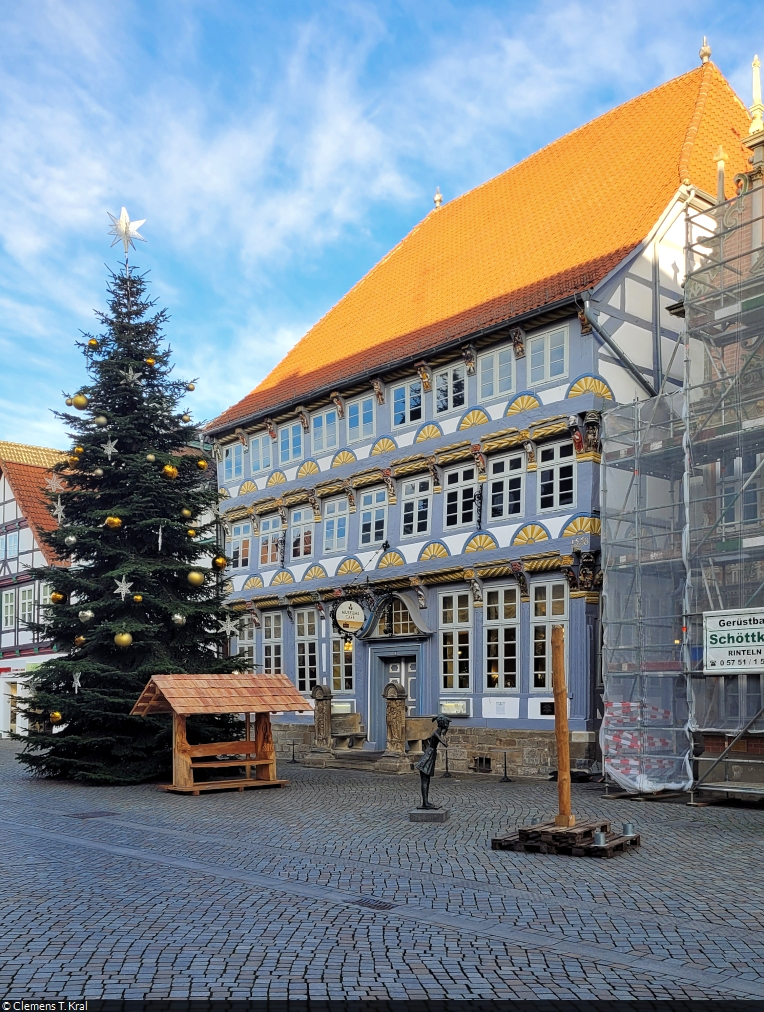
[
  {"xmin": 0, "ymin": 443, "xmax": 64, "ymax": 737},
  {"xmin": 207, "ymin": 57, "xmax": 750, "ymax": 774}
]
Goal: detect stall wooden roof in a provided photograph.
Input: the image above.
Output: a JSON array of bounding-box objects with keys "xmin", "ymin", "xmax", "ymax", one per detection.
[{"xmin": 131, "ymin": 673, "xmax": 311, "ymax": 716}]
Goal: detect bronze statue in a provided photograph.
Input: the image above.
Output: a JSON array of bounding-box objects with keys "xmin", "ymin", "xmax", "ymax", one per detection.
[{"xmin": 415, "ymin": 715, "xmax": 451, "ymax": 809}]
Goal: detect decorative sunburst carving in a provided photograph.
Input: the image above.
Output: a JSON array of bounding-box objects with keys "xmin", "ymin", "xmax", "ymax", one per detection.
[
  {"xmin": 218, "ymin": 487, "xmax": 230, "ymax": 498},
  {"xmin": 567, "ymin": 375, "xmax": 613, "ymax": 400},
  {"xmin": 378, "ymin": 550, "xmax": 405, "ymax": 569},
  {"xmin": 419, "ymin": 541, "xmax": 449, "ymax": 560},
  {"xmin": 238, "ymin": 480, "xmax": 256, "ymax": 495},
  {"xmin": 337, "ymin": 557, "xmax": 363, "ymax": 575},
  {"xmin": 416, "ymin": 423, "xmax": 442, "ymax": 443},
  {"xmin": 331, "ymin": 449, "xmax": 357, "ymax": 468},
  {"xmin": 267, "ymin": 470, "xmax": 287, "ymax": 486},
  {"xmin": 297, "ymin": 460, "xmax": 320, "ymax": 477},
  {"xmin": 465, "ymin": 533, "xmax": 498, "ymax": 553},
  {"xmin": 304, "ymin": 564, "xmax": 328, "ymax": 581},
  {"xmin": 512, "ymin": 523, "xmax": 549, "ymax": 546},
  {"xmin": 506, "ymin": 393, "xmax": 541, "ymax": 416},
  {"xmin": 562, "ymin": 516, "xmax": 602, "ymax": 537},
  {"xmin": 243, "ymin": 576, "xmax": 264, "ymax": 589},
  {"xmin": 223, "ymin": 580, "xmax": 234, "ymax": 594},
  {"xmin": 371, "ymin": 436, "xmax": 397, "ymax": 456},
  {"xmin": 271, "ymin": 570, "xmax": 294, "ymax": 585},
  {"xmin": 458, "ymin": 408, "xmax": 490, "ymax": 430}
]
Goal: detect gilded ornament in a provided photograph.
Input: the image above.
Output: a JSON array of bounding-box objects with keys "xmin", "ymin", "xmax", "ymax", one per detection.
[
  {"xmin": 145, "ymin": 357, "xmax": 156, "ymax": 366},
  {"xmin": 187, "ymin": 570, "xmax": 205, "ymax": 586},
  {"xmin": 104, "ymin": 516, "xmax": 123, "ymax": 529},
  {"xmin": 196, "ymin": 459, "xmax": 208, "ymax": 470},
  {"xmin": 187, "ymin": 529, "xmax": 196, "ymax": 537},
  {"xmin": 49, "ymin": 711, "xmax": 63, "ymax": 724},
  {"xmin": 186, "ymin": 382, "xmax": 195, "ymax": 391},
  {"xmin": 162, "ymin": 464, "xmax": 179, "ymax": 479},
  {"xmin": 50, "ymin": 592, "xmax": 66, "ymax": 604},
  {"xmin": 181, "ymin": 414, "xmax": 191, "ymax": 423},
  {"xmin": 95, "ymin": 415, "xmax": 108, "ymax": 427},
  {"xmin": 72, "ymin": 394, "xmax": 89, "ymax": 410},
  {"xmin": 87, "ymin": 338, "xmax": 99, "ymax": 349},
  {"xmin": 65, "ymin": 398, "xmax": 73, "ymax": 406},
  {"xmin": 132, "ymin": 594, "xmax": 143, "ymax": 603},
  {"xmin": 93, "ymin": 468, "xmax": 104, "ymax": 478},
  {"xmin": 74, "ymin": 447, "xmax": 84, "ymax": 456},
  {"xmin": 67, "ymin": 457, "xmax": 80, "ymax": 467},
  {"xmin": 113, "ymin": 632, "xmax": 133, "ymax": 648},
  {"xmin": 212, "ymin": 555, "xmax": 227, "ymax": 570},
  {"xmin": 74, "ymin": 635, "xmax": 86, "ymax": 647},
  {"xmin": 146, "ymin": 453, "xmax": 156, "ymax": 463},
  {"xmin": 181, "ymin": 508, "xmax": 192, "ymax": 519}
]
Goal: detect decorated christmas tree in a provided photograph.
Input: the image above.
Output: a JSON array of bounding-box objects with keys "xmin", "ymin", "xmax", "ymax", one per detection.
[{"xmin": 17, "ymin": 209, "xmax": 240, "ymax": 784}]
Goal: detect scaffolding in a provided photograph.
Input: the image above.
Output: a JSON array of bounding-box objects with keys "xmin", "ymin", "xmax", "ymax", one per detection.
[{"xmin": 601, "ymin": 180, "xmax": 764, "ymax": 795}]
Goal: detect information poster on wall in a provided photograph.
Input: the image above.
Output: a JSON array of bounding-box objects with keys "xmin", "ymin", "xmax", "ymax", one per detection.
[{"xmin": 704, "ymin": 607, "xmax": 764, "ymax": 672}]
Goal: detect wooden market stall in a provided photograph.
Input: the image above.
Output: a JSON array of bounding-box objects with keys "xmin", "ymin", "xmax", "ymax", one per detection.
[{"xmin": 131, "ymin": 673, "xmax": 310, "ymax": 795}]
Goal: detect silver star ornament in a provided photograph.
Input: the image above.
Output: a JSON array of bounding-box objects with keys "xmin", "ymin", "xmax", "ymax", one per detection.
[
  {"xmin": 46, "ymin": 475, "xmax": 65, "ymax": 494},
  {"xmin": 107, "ymin": 207, "xmax": 146, "ymax": 255},
  {"xmin": 51, "ymin": 497, "xmax": 65, "ymax": 524},
  {"xmin": 217, "ymin": 614, "xmax": 242, "ymax": 638},
  {"xmin": 101, "ymin": 437, "xmax": 118, "ymax": 461},
  {"xmin": 119, "ymin": 366, "xmax": 142, "ymax": 387},
  {"xmin": 113, "ymin": 576, "xmax": 134, "ymax": 601}
]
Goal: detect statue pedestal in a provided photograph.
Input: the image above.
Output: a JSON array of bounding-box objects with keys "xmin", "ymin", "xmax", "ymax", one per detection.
[
  {"xmin": 375, "ymin": 680, "xmax": 410, "ymax": 774},
  {"xmin": 409, "ymin": 809, "xmax": 449, "ymax": 823},
  {"xmin": 303, "ymin": 683, "xmax": 332, "ymax": 767}
]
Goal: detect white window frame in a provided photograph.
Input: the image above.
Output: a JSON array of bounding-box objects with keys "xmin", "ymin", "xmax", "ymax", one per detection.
[
  {"xmin": 434, "ymin": 363, "xmax": 466, "ymax": 415},
  {"xmin": 347, "ymin": 395, "xmax": 375, "ymax": 443},
  {"xmin": 263, "ymin": 612, "xmax": 283, "ymax": 674},
  {"xmin": 528, "ymin": 326, "xmax": 568, "ymax": 386},
  {"xmin": 226, "ymin": 522, "xmax": 252, "ymax": 570},
  {"xmin": 530, "ymin": 581, "xmax": 568, "ymax": 692},
  {"xmin": 443, "ymin": 464, "xmax": 478, "ymax": 530},
  {"xmin": 312, "ymin": 407, "xmax": 339, "ymax": 455},
  {"xmin": 278, "ymin": 422, "xmax": 303, "ymax": 465},
  {"xmin": 401, "ymin": 477, "xmax": 431, "ymax": 538},
  {"xmin": 39, "ymin": 584, "xmax": 52, "ymax": 608},
  {"xmin": 6, "ymin": 531, "xmax": 19, "ymax": 558},
  {"xmin": 331, "ymin": 638, "xmax": 354, "ymax": 692},
  {"xmin": 484, "ymin": 585, "xmax": 519, "ymax": 691},
  {"xmin": 323, "ymin": 497, "xmax": 348, "ymax": 554},
  {"xmin": 19, "ymin": 586, "xmax": 34, "ymax": 628},
  {"xmin": 487, "ymin": 453, "xmax": 525, "ymax": 522},
  {"xmin": 538, "ymin": 441, "xmax": 576, "ymax": 513},
  {"xmin": 478, "ymin": 346, "xmax": 514, "ymax": 401},
  {"xmin": 250, "ymin": 433, "xmax": 272, "ymax": 475},
  {"xmin": 391, "ymin": 379, "xmax": 424, "ymax": 428},
  {"xmin": 377, "ymin": 597, "xmax": 418, "ymax": 636},
  {"xmin": 359, "ymin": 487, "xmax": 387, "ymax": 546},
  {"xmin": 439, "ymin": 591, "xmax": 471, "ymax": 691},
  {"xmin": 296, "ymin": 608, "xmax": 318, "ymax": 693},
  {"xmin": 237, "ymin": 615, "xmax": 255, "ymax": 672},
  {"xmin": 2, "ymin": 589, "xmax": 14, "ymax": 630},
  {"xmin": 0, "ymin": 534, "xmax": 5, "ymax": 559},
  {"xmin": 259, "ymin": 515, "xmax": 281, "ymax": 568},
  {"xmin": 223, "ymin": 442, "xmax": 244, "ymax": 481},
  {"xmin": 289, "ymin": 507, "xmax": 313, "ymax": 561}
]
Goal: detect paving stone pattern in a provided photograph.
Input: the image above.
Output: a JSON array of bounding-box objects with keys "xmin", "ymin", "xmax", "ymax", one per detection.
[{"xmin": 0, "ymin": 740, "xmax": 762, "ymax": 1000}]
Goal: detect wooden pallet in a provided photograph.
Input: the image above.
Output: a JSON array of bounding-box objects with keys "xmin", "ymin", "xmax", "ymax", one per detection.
[
  {"xmin": 491, "ymin": 819, "xmax": 640, "ymax": 858},
  {"xmin": 160, "ymin": 778, "xmax": 289, "ymax": 796}
]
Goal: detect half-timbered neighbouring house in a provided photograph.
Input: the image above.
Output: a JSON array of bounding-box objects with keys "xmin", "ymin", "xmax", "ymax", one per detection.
[
  {"xmin": 0, "ymin": 442, "xmax": 64, "ymax": 736},
  {"xmin": 207, "ymin": 55, "xmax": 751, "ymax": 775}
]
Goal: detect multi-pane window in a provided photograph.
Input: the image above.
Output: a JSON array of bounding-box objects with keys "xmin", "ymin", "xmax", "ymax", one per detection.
[
  {"xmin": 538, "ymin": 442, "xmax": 575, "ymax": 511},
  {"xmin": 485, "ymin": 587, "xmax": 519, "ymax": 690},
  {"xmin": 2, "ymin": 590, "xmax": 14, "ymax": 630},
  {"xmin": 401, "ymin": 478, "xmax": 431, "ymax": 537},
  {"xmin": 260, "ymin": 516, "xmax": 281, "ymax": 566},
  {"xmin": 312, "ymin": 408, "xmax": 339, "ymax": 454},
  {"xmin": 279, "ymin": 423, "xmax": 303, "ymax": 465},
  {"xmin": 444, "ymin": 465, "xmax": 478, "ymax": 529},
  {"xmin": 435, "ymin": 365, "xmax": 466, "ymax": 414},
  {"xmin": 39, "ymin": 584, "xmax": 52, "ymax": 607},
  {"xmin": 323, "ymin": 497, "xmax": 348, "ymax": 553},
  {"xmin": 392, "ymin": 380, "xmax": 423, "ymax": 427},
  {"xmin": 378, "ymin": 597, "xmax": 417, "ymax": 635},
  {"xmin": 19, "ymin": 587, "xmax": 34, "ymax": 627},
  {"xmin": 331, "ymin": 639, "xmax": 354, "ymax": 691},
  {"xmin": 488, "ymin": 454, "xmax": 524, "ymax": 520},
  {"xmin": 0, "ymin": 535, "xmax": 5, "ymax": 559},
  {"xmin": 237, "ymin": 616, "xmax": 255, "ymax": 672},
  {"xmin": 528, "ymin": 327, "xmax": 567, "ymax": 385},
  {"xmin": 224, "ymin": 442, "xmax": 243, "ymax": 481},
  {"xmin": 348, "ymin": 395, "xmax": 375, "ymax": 442},
  {"xmin": 290, "ymin": 508, "xmax": 313, "ymax": 560},
  {"xmin": 263, "ymin": 613, "xmax": 283, "ymax": 674},
  {"xmin": 531, "ymin": 582, "xmax": 567, "ymax": 690},
  {"xmin": 479, "ymin": 347, "xmax": 514, "ymax": 401},
  {"xmin": 360, "ymin": 488, "xmax": 386, "ymax": 545},
  {"xmin": 720, "ymin": 449, "xmax": 759, "ymax": 531},
  {"xmin": 296, "ymin": 609, "xmax": 318, "ymax": 692},
  {"xmin": 226, "ymin": 523, "xmax": 251, "ymax": 569},
  {"xmin": 440, "ymin": 592, "xmax": 471, "ymax": 690},
  {"xmin": 250, "ymin": 433, "xmax": 272, "ymax": 474}
]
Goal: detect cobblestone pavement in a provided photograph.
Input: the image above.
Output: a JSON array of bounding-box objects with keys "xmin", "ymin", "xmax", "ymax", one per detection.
[{"xmin": 1, "ymin": 739, "xmax": 763, "ymax": 1000}]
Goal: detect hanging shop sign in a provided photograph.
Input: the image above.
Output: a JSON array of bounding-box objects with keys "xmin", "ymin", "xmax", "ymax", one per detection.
[
  {"xmin": 335, "ymin": 600, "xmax": 365, "ymax": 633},
  {"xmin": 704, "ymin": 607, "xmax": 764, "ymax": 672}
]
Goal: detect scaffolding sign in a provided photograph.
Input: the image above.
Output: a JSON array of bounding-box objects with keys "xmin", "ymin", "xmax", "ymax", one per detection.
[{"xmin": 704, "ymin": 608, "xmax": 764, "ymax": 672}]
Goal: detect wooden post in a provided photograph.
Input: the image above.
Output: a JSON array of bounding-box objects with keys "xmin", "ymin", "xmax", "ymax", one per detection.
[
  {"xmin": 254, "ymin": 711, "xmax": 275, "ymax": 781},
  {"xmin": 552, "ymin": 624, "xmax": 575, "ymax": 827},
  {"xmin": 172, "ymin": 712, "xmax": 194, "ymax": 790}
]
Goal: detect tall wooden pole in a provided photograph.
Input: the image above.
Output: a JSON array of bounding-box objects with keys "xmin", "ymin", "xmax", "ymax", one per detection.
[{"xmin": 552, "ymin": 624, "xmax": 575, "ymax": 827}]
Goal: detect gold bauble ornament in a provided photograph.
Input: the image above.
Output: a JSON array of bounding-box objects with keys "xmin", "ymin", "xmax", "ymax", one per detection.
[
  {"xmin": 74, "ymin": 446, "xmax": 84, "ymax": 456},
  {"xmin": 65, "ymin": 397, "xmax": 73, "ymax": 406},
  {"xmin": 104, "ymin": 516, "xmax": 123, "ymax": 529},
  {"xmin": 87, "ymin": 338, "xmax": 99, "ymax": 349},
  {"xmin": 196, "ymin": 459, "xmax": 208, "ymax": 470},
  {"xmin": 187, "ymin": 529, "xmax": 196, "ymax": 537},
  {"xmin": 114, "ymin": 632, "xmax": 133, "ymax": 648},
  {"xmin": 212, "ymin": 555, "xmax": 227, "ymax": 570},
  {"xmin": 95, "ymin": 415, "xmax": 108, "ymax": 427},
  {"xmin": 187, "ymin": 570, "xmax": 205, "ymax": 587},
  {"xmin": 146, "ymin": 453, "xmax": 156, "ymax": 463},
  {"xmin": 186, "ymin": 382, "xmax": 195, "ymax": 391},
  {"xmin": 133, "ymin": 594, "xmax": 143, "ymax": 603},
  {"xmin": 50, "ymin": 591, "xmax": 66, "ymax": 604},
  {"xmin": 162, "ymin": 464, "xmax": 179, "ymax": 479},
  {"xmin": 93, "ymin": 468, "xmax": 104, "ymax": 478},
  {"xmin": 181, "ymin": 414, "xmax": 191, "ymax": 423},
  {"xmin": 145, "ymin": 357, "xmax": 156, "ymax": 366},
  {"xmin": 49, "ymin": 711, "xmax": 63, "ymax": 724},
  {"xmin": 74, "ymin": 635, "xmax": 86, "ymax": 647},
  {"xmin": 68, "ymin": 456, "xmax": 80, "ymax": 467},
  {"xmin": 72, "ymin": 394, "xmax": 89, "ymax": 410},
  {"xmin": 181, "ymin": 508, "xmax": 192, "ymax": 519}
]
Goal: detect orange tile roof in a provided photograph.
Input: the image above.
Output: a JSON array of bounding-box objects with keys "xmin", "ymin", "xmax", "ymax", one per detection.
[
  {"xmin": 0, "ymin": 460, "xmax": 60, "ymax": 565},
  {"xmin": 131, "ymin": 673, "xmax": 312, "ymax": 715},
  {"xmin": 210, "ymin": 62, "xmax": 750, "ymax": 434}
]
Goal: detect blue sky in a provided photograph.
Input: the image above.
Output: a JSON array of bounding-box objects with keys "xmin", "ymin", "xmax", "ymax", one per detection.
[{"xmin": 0, "ymin": 0, "xmax": 759, "ymax": 447}]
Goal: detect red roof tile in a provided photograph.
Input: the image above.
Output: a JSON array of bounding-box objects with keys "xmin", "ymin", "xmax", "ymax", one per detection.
[
  {"xmin": 131, "ymin": 673, "xmax": 312, "ymax": 715},
  {"xmin": 0, "ymin": 460, "xmax": 60, "ymax": 565}
]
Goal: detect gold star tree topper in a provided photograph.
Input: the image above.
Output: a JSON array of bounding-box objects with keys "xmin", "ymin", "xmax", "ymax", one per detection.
[{"xmin": 107, "ymin": 207, "xmax": 146, "ymax": 254}]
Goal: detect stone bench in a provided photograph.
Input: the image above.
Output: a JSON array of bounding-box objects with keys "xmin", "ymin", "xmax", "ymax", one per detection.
[{"xmin": 331, "ymin": 712, "xmax": 366, "ymax": 750}]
